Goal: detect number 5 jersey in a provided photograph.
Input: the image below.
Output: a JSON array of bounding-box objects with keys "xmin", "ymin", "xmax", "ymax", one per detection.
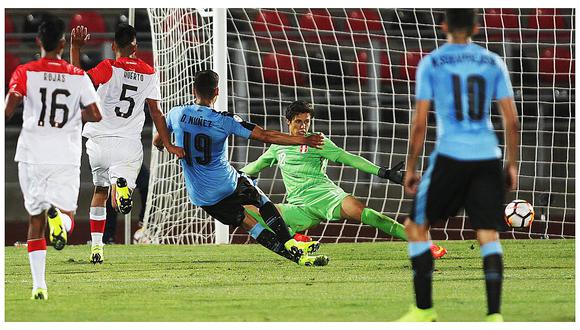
[
  {"xmin": 9, "ymin": 57, "xmax": 99, "ymax": 166},
  {"xmin": 81, "ymin": 57, "xmax": 161, "ymax": 141}
]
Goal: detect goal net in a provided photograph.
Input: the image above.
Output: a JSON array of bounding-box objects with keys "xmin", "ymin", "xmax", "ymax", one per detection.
[{"xmin": 143, "ymin": 8, "xmax": 575, "ymax": 244}]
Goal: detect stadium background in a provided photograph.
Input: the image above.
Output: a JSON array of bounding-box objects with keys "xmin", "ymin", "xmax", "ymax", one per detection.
[{"xmin": 4, "ymin": 8, "xmax": 575, "ymax": 245}]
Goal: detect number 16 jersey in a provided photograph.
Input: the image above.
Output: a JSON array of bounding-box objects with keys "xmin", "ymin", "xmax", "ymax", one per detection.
[
  {"xmin": 82, "ymin": 57, "xmax": 161, "ymax": 141},
  {"xmin": 9, "ymin": 58, "xmax": 99, "ymax": 166},
  {"xmin": 415, "ymin": 43, "xmax": 514, "ymax": 161}
]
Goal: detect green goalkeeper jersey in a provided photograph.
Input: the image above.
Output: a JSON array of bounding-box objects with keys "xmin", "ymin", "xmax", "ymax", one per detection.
[{"xmin": 241, "ymin": 134, "xmax": 381, "ymax": 206}]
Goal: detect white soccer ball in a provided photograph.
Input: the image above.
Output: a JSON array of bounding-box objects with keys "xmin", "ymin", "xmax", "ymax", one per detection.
[
  {"xmin": 504, "ymin": 199, "xmax": 535, "ymax": 228},
  {"xmin": 133, "ymin": 227, "xmax": 151, "ymax": 244}
]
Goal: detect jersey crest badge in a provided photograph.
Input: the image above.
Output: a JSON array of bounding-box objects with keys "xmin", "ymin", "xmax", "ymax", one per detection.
[
  {"xmin": 233, "ymin": 114, "xmax": 243, "ymax": 122},
  {"xmin": 300, "ymin": 145, "xmax": 308, "ymax": 153}
]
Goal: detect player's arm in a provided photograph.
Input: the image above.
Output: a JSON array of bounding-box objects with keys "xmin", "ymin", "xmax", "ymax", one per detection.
[
  {"xmin": 4, "ymin": 91, "xmax": 23, "ymax": 121},
  {"xmin": 153, "ymin": 132, "xmax": 164, "ymax": 151},
  {"xmin": 497, "ymin": 98, "xmax": 519, "ymax": 190},
  {"xmin": 322, "ymin": 138, "xmax": 405, "ymax": 184},
  {"xmin": 81, "ymin": 102, "xmax": 102, "ymax": 122},
  {"xmin": 240, "ymin": 146, "xmax": 277, "ymax": 176},
  {"xmin": 250, "ymin": 126, "xmax": 324, "ymax": 148},
  {"xmin": 405, "ymin": 56, "xmax": 433, "ymax": 195},
  {"xmin": 6, "ymin": 65, "xmax": 26, "ymax": 121},
  {"xmin": 405, "ymin": 100, "xmax": 430, "ymax": 195},
  {"xmin": 70, "ymin": 25, "xmax": 90, "ymax": 68},
  {"xmin": 495, "ymin": 57, "xmax": 519, "ymax": 191},
  {"xmin": 147, "ymin": 99, "xmax": 185, "ymax": 158}
]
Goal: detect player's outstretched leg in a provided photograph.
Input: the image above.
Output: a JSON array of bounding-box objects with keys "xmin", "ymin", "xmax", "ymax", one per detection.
[
  {"xmin": 360, "ymin": 208, "xmax": 408, "ymax": 241},
  {"xmin": 47, "ymin": 206, "xmax": 71, "ymax": 250},
  {"xmin": 342, "ymin": 197, "xmax": 447, "ymax": 259},
  {"xmin": 114, "ymin": 177, "xmax": 133, "ymax": 214},
  {"xmin": 247, "ymin": 222, "xmax": 329, "ymax": 267}
]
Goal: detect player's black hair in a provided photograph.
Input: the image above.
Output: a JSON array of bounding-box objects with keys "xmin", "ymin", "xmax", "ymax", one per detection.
[
  {"xmin": 194, "ymin": 70, "xmax": 219, "ymax": 99},
  {"xmin": 444, "ymin": 9, "xmax": 478, "ymax": 35},
  {"xmin": 115, "ymin": 23, "xmax": 137, "ymax": 48},
  {"xmin": 285, "ymin": 101, "xmax": 315, "ymax": 121},
  {"xmin": 37, "ymin": 16, "xmax": 65, "ymax": 52}
]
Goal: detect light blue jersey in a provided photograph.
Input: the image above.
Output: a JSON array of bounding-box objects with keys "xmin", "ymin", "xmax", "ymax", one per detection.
[
  {"xmin": 166, "ymin": 104, "xmax": 255, "ymax": 206},
  {"xmin": 415, "ymin": 43, "xmax": 514, "ymax": 160}
]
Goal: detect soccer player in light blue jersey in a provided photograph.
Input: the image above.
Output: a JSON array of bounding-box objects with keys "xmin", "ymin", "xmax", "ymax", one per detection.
[
  {"xmin": 396, "ymin": 9, "xmax": 519, "ymax": 322},
  {"xmin": 154, "ymin": 70, "xmax": 329, "ymax": 266}
]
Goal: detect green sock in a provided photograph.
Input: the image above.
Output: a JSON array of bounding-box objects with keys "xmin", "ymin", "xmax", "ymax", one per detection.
[{"xmin": 361, "ymin": 208, "xmax": 408, "ymax": 241}]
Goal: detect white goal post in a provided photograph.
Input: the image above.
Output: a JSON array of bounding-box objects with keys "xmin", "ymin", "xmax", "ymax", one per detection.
[{"xmin": 142, "ymin": 8, "xmax": 575, "ymax": 244}]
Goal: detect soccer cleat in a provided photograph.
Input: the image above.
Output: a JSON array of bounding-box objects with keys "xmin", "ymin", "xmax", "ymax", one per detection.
[
  {"xmin": 115, "ymin": 177, "xmax": 132, "ymax": 214},
  {"xmin": 297, "ymin": 254, "xmax": 330, "ymax": 267},
  {"xmin": 430, "ymin": 244, "xmax": 447, "ymax": 259},
  {"xmin": 396, "ymin": 305, "xmax": 438, "ymax": 322},
  {"xmin": 47, "ymin": 206, "xmax": 67, "ymax": 250},
  {"xmin": 90, "ymin": 245, "xmax": 104, "ymax": 264},
  {"xmin": 284, "ymin": 238, "xmax": 320, "ymax": 256},
  {"xmin": 30, "ymin": 288, "xmax": 48, "ymax": 300},
  {"xmin": 485, "ymin": 313, "xmax": 504, "ymax": 322},
  {"xmin": 293, "ymin": 233, "xmax": 312, "ymax": 242}
]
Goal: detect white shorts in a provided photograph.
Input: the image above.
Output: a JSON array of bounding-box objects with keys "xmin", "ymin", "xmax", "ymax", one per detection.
[
  {"xmin": 18, "ymin": 162, "xmax": 80, "ymax": 215},
  {"xmin": 86, "ymin": 137, "xmax": 143, "ymax": 189}
]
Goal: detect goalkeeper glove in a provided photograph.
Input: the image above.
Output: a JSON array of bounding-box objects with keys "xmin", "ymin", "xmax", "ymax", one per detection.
[{"xmin": 377, "ymin": 160, "xmax": 405, "ymax": 185}]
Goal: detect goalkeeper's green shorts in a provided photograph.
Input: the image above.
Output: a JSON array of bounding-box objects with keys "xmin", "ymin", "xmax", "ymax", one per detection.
[{"xmin": 278, "ymin": 189, "xmax": 349, "ymax": 234}]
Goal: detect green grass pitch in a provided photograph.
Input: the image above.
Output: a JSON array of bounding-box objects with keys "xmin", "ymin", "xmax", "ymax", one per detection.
[{"xmin": 5, "ymin": 239, "xmax": 575, "ymax": 322}]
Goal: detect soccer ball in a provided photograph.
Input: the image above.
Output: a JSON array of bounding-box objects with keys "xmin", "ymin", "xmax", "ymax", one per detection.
[
  {"xmin": 133, "ymin": 227, "xmax": 151, "ymax": 244},
  {"xmin": 504, "ymin": 199, "xmax": 535, "ymax": 228}
]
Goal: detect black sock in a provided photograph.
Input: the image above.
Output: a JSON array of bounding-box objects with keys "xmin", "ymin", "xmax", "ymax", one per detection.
[
  {"xmin": 259, "ymin": 202, "xmax": 292, "ymax": 242},
  {"xmin": 411, "ymin": 250, "xmax": 434, "ymax": 309},
  {"xmin": 483, "ymin": 253, "xmax": 503, "ymax": 315},
  {"xmin": 255, "ymin": 229, "xmax": 297, "ymax": 262}
]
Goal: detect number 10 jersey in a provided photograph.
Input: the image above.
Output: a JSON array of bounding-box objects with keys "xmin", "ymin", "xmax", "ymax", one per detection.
[
  {"xmin": 9, "ymin": 58, "xmax": 99, "ymax": 166},
  {"xmin": 415, "ymin": 43, "xmax": 514, "ymax": 161},
  {"xmin": 82, "ymin": 57, "xmax": 161, "ymax": 141}
]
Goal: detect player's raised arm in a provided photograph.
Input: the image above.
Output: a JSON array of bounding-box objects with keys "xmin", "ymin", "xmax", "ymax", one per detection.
[
  {"xmin": 70, "ymin": 25, "xmax": 90, "ymax": 68},
  {"xmin": 250, "ymin": 125, "xmax": 324, "ymax": 149},
  {"xmin": 497, "ymin": 97, "xmax": 519, "ymax": 191}
]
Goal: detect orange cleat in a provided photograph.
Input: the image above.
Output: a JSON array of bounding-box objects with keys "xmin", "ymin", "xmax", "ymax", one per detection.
[
  {"xmin": 293, "ymin": 233, "xmax": 312, "ymax": 242},
  {"xmin": 430, "ymin": 244, "xmax": 447, "ymax": 259}
]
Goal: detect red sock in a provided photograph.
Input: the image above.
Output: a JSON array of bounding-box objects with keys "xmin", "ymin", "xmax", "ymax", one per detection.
[
  {"xmin": 89, "ymin": 219, "xmax": 106, "ymax": 233},
  {"xmin": 69, "ymin": 215, "xmax": 75, "ymax": 234},
  {"xmin": 28, "ymin": 238, "xmax": 47, "ymax": 253},
  {"xmin": 28, "ymin": 238, "xmax": 47, "ymax": 290}
]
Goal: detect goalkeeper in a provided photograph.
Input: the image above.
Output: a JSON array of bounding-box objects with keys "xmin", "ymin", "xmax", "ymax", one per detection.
[{"xmin": 241, "ymin": 101, "xmax": 446, "ymax": 259}]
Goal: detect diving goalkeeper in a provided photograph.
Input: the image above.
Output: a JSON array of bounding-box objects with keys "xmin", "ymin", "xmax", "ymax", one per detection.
[{"xmin": 241, "ymin": 101, "xmax": 446, "ymax": 259}]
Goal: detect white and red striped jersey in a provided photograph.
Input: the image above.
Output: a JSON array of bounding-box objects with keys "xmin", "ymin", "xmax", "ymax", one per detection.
[
  {"xmin": 9, "ymin": 57, "xmax": 99, "ymax": 166},
  {"xmin": 82, "ymin": 57, "xmax": 161, "ymax": 140}
]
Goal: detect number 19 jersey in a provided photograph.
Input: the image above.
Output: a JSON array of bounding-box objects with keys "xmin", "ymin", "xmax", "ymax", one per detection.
[
  {"xmin": 9, "ymin": 58, "xmax": 99, "ymax": 166},
  {"xmin": 166, "ymin": 104, "xmax": 255, "ymax": 206},
  {"xmin": 415, "ymin": 43, "xmax": 514, "ymax": 161},
  {"xmin": 82, "ymin": 57, "xmax": 161, "ymax": 140}
]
